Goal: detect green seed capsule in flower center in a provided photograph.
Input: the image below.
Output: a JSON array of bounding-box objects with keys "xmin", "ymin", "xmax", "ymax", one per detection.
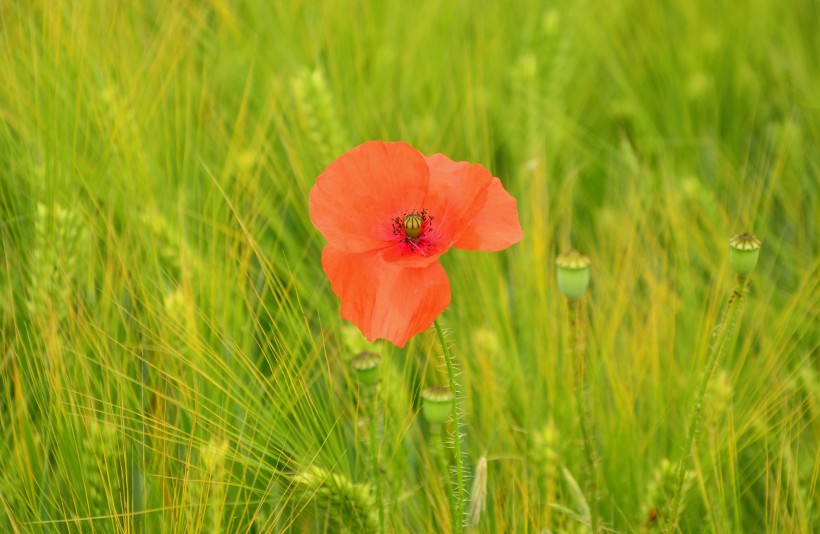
[{"xmin": 403, "ymin": 213, "xmax": 423, "ymax": 239}]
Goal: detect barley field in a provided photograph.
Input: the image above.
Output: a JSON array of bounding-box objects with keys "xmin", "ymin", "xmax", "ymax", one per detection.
[{"xmin": 0, "ymin": 1, "xmax": 818, "ymax": 532}]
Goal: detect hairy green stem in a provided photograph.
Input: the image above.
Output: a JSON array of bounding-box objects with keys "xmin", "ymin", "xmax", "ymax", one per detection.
[
  {"xmin": 431, "ymin": 424, "xmax": 456, "ymax": 521},
  {"xmin": 434, "ymin": 319, "xmax": 464, "ymax": 534},
  {"xmin": 568, "ymin": 300, "xmax": 600, "ymax": 534},
  {"xmin": 665, "ymin": 276, "xmax": 748, "ymax": 532}
]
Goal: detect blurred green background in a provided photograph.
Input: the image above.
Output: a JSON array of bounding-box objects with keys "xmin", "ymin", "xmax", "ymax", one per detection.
[{"xmin": 1, "ymin": 0, "xmax": 818, "ymax": 532}]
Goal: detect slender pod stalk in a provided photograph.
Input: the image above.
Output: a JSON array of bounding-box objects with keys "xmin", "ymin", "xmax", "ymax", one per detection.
[
  {"xmin": 421, "ymin": 386, "xmax": 456, "ymax": 517},
  {"xmin": 568, "ymin": 300, "xmax": 600, "ymax": 534},
  {"xmin": 352, "ymin": 352, "xmax": 384, "ymax": 533},
  {"xmin": 369, "ymin": 389, "xmax": 384, "ymax": 534},
  {"xmin": 434, "ymin": 319, "xmax": 465, "ymax": 534},
  {"xmin": 664, "ymin": 276, "xmax": 747, "ymax": 532},
  {"xmin": 665, "ymin": 233, "xmax": 761, "ymax": 532},
  {"xmin": 557, "ymin": 250, "xmax": 599, "ymax": 533},
  {"xmin": 430, "ymin": 422, "xmax": 456, "ymax": 521}
]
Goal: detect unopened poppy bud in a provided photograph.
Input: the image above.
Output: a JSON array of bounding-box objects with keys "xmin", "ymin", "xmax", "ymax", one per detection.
[
  {"xmin": 420, "ymin": 386, "xmax": 454, "ymax": 425},
  {"xmin": 403, "ymin": 212, "xmax": 423, "ymax": 239},
  {"xmin": 728, "ymin": 233, "xmax": 761, "ymax": 276},
  {"xmin": 350, "ymin": 351, "xmax": 381, "ymax": 386},
  {"xmin": 556, "ymin": 250, "xmax": 591, "ymax": 301}
]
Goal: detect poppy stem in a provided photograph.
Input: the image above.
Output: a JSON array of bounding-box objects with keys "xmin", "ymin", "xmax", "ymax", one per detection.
[
  {"xmin": 368, "ymin": 386, "xmax": 385, "ymax": 534},
  {"xmin": 664, "ymin": 275, "xmax": 748, "ymax": 533},
  {"xmin": 567, "ymin": 299, "xmax": 600, "ymax": 534},
  {"xmin": 434, "ymin": 319, "xmax": 464, "ymax": 534},
  {"xmin": 430, "ymin": 423, "xmax": 456, "ymax": 523}
]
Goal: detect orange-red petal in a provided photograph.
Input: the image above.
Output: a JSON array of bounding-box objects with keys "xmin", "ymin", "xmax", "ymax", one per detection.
[
  {"xmin": 452, "ymin": 177, "xmax": 522, "ymax": 251},
  {"xmin": 423, "ymin": 153, "xmax": 493, "ymax": 247},
  {"xmin": 377, "ymin": 235, "xmax": 448, "ymax": 268},
  {"xmin": 322, "ymin": 246, "xmax": 451, "ymax": 347},
  {"xmin": 310, "ymin": 141, "xmax": 430, "ymax": 253}
]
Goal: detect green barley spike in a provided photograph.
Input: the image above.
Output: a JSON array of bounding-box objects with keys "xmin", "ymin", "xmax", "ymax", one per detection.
[
  {"xmin": 509, "ymin": 53, "xmax": 541, "ymax": 163},
  {"xmin": 101, "ymin": 84, "xmax": 143, "ymax": 159},
  {"xmin": 292, "ymin": 466, "xmax": 378, "ymax": 534},
  {"xmin": 26, "ymin": 203, "xmax": 89, "ymax": 323},
  {"xmin": 309, "ymin": 69, "xmax": 349, "ymax": 158},
  {"xmin": 186, "ymin": 438, "xmax": 229, "ymax": 533},
  {"xmin": 201, "ymin": 439, "xmax": 229, "ymax": 534},
  {"xmin": 292, "ymin": 69, "xmax": 350, "ymax": 165},
  {"xmin": 82, "ymin": 419, "xmax": 122, "ymax": 528},
  {"xmin": 529, "ymin": 422, "xmax": 561, "ymax": 529},
  {"xmin": 141, "ymin": 209, "xmax": 183, "ymax": 279}
]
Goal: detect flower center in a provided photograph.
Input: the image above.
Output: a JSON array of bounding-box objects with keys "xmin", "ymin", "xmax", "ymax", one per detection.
[
  {"xmin": 392, "ymin": 209, "xmax": 435, "ymax": 255},
  {"xmin": 403, "ymin": 213, "xmax": 423, "ymax": 238}
]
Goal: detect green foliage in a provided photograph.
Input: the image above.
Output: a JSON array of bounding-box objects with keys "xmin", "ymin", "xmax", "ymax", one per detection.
[{"xmin": 1, "ymin": 0, "xmax": 818, "ymax": 532}]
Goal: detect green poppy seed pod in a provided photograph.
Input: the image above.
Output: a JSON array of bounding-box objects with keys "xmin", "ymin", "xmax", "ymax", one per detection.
[
  {"xmin": 403, "ymin": 212, "xmax": 423, "ymax": 239},
  {"xmin": 728, "ymin": 233, "xmax": 761, "ymax": 276},
  {"xmin": 350, "ymin": 351, "xmax": 381, "ymax": 386},
  {"xmin": 420, "ymin": 386, "xmax": 454, "ymax": 425},
  {"xmin": 556, "ymin": 250, "xmax": 591, "ymax": 301}
]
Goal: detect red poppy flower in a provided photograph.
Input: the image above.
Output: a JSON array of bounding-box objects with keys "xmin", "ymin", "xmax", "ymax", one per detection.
[{"xmin": 310, "ymin": 141, "xmax": 523, "ymax": 347}]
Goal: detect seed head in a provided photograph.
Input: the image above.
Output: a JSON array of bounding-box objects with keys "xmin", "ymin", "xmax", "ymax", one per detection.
[
  {"xmin": 350, "ymin": 351, "xmax": 381, "ymax": 386},
  {"xmin": 556, "ymin": 250, "xmax": 591, "ymax": 301},
  {"xmin": 728, "ymin": 233, "xmax": 761, "ymax": 276},
  {"xmin": 420, "ymin": 386, "xmax": 454, "ymax": 426},
  {"xmin": 403, "ymin": 212, "xmax": 424, "ymax": 239}
]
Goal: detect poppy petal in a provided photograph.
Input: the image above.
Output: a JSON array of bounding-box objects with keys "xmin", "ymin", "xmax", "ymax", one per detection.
[
  {"xmin": 310, "ymin": 141, "xmax": 430, "ymax": 253},
  {"xmin": 322, "ymin": 246, "xmax": 451, "ymax": 348},
  {"xmin": 377, "ymin": 236, "xmax": 448, "ymax": 268},
  {"xmin": 424, "ymin": 153, "xmax": 493, "ymax": 247},
  {"xmin": 452, "ymin": 177, "xmax": 523, "ymax": 251}
]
